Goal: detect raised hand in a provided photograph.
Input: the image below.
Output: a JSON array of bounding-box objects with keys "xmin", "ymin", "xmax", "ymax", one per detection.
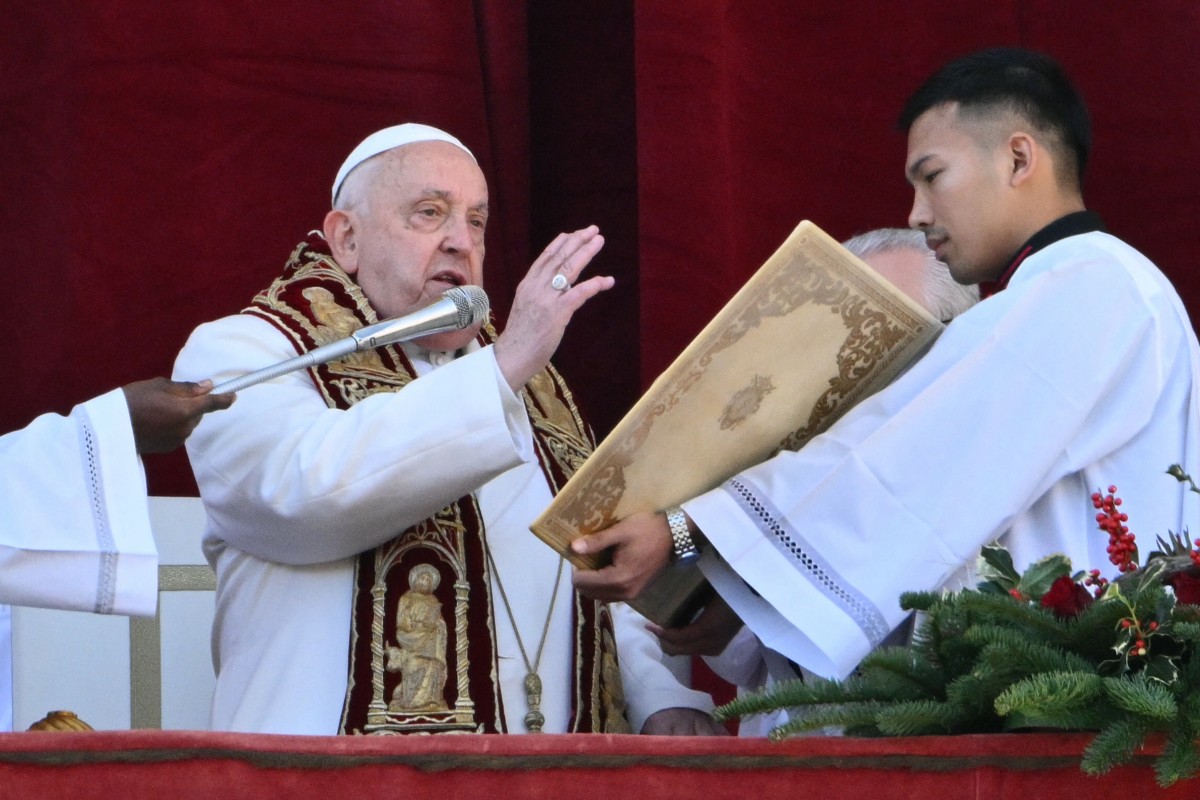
[{"xmin": 493, "ymin": 225, "xmax": 614, "ymax": 391}]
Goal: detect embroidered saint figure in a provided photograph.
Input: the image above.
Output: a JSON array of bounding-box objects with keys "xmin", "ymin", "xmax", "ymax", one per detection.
[{"xmin": 386, "ymin": 564, "xmax": 449, "ymax": 713}]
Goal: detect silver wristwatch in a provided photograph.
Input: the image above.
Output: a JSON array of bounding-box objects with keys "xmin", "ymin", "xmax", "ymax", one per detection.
[{"xmin": 665, "ymin": 506, "xmax": 700, "ymax": 564}]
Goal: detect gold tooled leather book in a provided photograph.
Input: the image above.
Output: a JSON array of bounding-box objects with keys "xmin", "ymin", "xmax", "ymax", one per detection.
[{"xmin": 532, "ymin": 220, "xmax": 943, "ymax": 626}]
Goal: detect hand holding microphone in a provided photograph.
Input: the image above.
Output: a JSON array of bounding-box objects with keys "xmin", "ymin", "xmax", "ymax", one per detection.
[{"xmin": 213, "ymin": 285, "xmax": 489, "ymax": 394}]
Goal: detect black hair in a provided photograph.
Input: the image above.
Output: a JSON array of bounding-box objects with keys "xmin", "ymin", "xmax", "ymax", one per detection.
[{"xmin": 898, "ymin": 48, "xmax": 1092, "ymax": 188}]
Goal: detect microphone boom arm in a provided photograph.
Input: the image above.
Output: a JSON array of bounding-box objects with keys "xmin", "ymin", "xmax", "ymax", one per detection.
[{"xmin": 211, "ymin": 285, "xmax": 488, "ymax": 395}]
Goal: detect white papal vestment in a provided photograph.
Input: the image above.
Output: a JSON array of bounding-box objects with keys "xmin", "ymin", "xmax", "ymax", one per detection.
[
  {"xmin": 175, "ymin": 314, "xmax": 711, "ymax": 734},
  {"xmin": 0, "ymin": 388, "xmax": 160, "ymax": 729},
  {"xmin": 687, "ymin": 231, "xmax": 1200, "ymax": 682}
]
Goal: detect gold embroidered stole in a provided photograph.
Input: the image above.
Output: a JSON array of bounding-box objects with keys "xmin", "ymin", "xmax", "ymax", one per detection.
[{"xmin": 245, "ymin": 235, "xmax": 629, "ymax": 734}]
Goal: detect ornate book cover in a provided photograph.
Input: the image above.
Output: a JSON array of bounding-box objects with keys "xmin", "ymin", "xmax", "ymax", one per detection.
[{"xmin": 531, "ymin": 220, "xmax": 943, "ymax": 626}]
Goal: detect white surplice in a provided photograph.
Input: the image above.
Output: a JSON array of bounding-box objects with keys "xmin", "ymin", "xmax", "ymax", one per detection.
[
  {"xmin": 0, "ymin": 388, "xmax": 160, "ymax": 730},
  {"xmin": 175, "ymin": 314, "xmax": 711, "ymax": 734},
  {"xmin": 686, "ymin": 231, "xmax": 1200, "ymax": 681},
  {"xmin": 0, "ymin": 389, "xmax": 158, "ymax": 615}
]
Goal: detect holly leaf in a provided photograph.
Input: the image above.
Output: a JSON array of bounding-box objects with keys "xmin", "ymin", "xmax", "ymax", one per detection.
[
  {"xmin": 1143, "ymin": 653, "xmax": 1180, "ymax": 685},
  {"xmin": 977, "ymin": 581, "xmax": 1010, "ymax": 596},
  {"xmin": 1098, "ymin": 654, "xmax": 1130, "ymax": 677},
  {"xmin": 978, "ymin": 544, "xmax": 1020, "ymax": 590},
  {"xmin": 1018, "ymin": 553, "xmax": 1073, "ymax": 601}
]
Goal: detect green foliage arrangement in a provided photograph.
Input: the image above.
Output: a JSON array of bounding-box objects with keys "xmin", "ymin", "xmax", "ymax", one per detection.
[{"xmin": 714, "ymin": 468, "xmax": 1200, "ymax": 786}]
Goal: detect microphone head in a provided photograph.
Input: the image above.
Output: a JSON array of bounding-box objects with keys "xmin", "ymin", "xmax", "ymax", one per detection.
[{"xmin": 444, "ymin": 285, "xmax": 490, "ymax": 327}]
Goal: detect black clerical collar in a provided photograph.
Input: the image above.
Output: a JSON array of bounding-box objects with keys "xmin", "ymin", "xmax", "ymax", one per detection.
[{"xmin": 981, "ymin": 210, "xmax": 1106, "ymax": 298}]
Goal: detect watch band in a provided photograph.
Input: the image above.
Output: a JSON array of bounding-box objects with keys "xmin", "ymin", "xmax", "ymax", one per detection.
[{"xmin": 665, "ymin": 506, "xmax": 700, "ymax": 564}]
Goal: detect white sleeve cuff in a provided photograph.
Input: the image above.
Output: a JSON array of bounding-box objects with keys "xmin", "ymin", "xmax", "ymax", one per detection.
[
  {"xmin": 79, "ymin": 389, "xmax": 158, "ymax": 617},
  {"xmin": 610, "ymin": 603, "xmax": 715, "ymax": 732},
  {"xmin": 484, "ymin": 345, "xmax": 536, "ymax": 464}
]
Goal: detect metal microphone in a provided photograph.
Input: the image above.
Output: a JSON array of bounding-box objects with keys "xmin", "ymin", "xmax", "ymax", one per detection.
[{"xmin": 213, "ymin": 285, "xmax": 490, "ymax": 394}]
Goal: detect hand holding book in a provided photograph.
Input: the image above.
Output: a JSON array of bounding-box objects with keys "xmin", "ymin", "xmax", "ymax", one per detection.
[{"xmin": 537, "ymin": 221, "xmax": 943, "ymax": 626}]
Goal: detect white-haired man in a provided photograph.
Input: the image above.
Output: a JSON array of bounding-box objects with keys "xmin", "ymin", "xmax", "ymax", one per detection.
[{"xmin": 175, "ymin": 124, "xmax": 720, "ymax": 735}]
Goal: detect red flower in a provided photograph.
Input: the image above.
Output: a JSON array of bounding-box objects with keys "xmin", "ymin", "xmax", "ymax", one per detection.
[
  {"xmin": 1167, "ymin": 572, "xmax": 1200, "ymax": 606},
  {"xmin": 1040, "ymin": 575, "xmax": 1095, "ymax": 619}
]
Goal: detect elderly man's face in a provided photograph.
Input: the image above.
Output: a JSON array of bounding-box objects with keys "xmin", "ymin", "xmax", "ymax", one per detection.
[
  {"xmin": 905, "ymin": 103, "xmax": 1021, "ymax": 285},
  {"xmin": 343, "ymin": 141, "xmax": 489, "ymax": 351}
]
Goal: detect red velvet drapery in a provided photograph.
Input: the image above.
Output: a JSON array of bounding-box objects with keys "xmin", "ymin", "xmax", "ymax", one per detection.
[
  {"xmin": 3, "ymin": 1, "xmax": 1198, "ymax": 494},
  {"xmin": 633, "ymin": 1, "xmax": 1200, "ymax": 383},
  {"xmin": 1, "ymin": 1, "xmax": 536, "ymax": 494}
]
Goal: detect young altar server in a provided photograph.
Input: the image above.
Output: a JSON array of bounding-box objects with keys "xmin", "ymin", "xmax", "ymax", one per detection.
[{"xmin": 573, "ymin": 48, "xmax": 1200, "ymax": 689}]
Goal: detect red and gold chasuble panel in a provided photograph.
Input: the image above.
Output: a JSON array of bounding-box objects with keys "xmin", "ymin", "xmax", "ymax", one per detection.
[{"xmin": 245, "ymin": 235, "xmax": 629, "ymax": 735}]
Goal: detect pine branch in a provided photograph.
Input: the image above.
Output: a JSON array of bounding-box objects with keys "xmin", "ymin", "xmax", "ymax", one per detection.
[
  {"xmin": 713, "ymin": 673, "xmax": 905, "ymax": 721},
  {"xmin": 993, "ymin": 671, "xmax": 1103, "ymax": 717},
  {"xmin": 1003, "ymin": 706, "xmax": 1115, "ymax": 731},
  {"xmin": 875, "ymin": 700, "xmax": 972, "ymax": 736},
  {"xmin": 1081, "ymin": 716, "xmax": 1153, "ymax": 777},
  {"xmin": 1063, "ymin": 597, "xmax": 1135, "ymax": 658},
  {"xmin": 899, "ymin": 590, "xmax": 944, "ymax": 612},
  {"xmin": 955, "ymin": 591, "xmax": 1063, "ymax": 639},
  {"xmin": 712, "ymin": 678, "xmax": 810, "ymax": 721},
  {"xmin": 1155, "ymin": 692, "xmax": 1200, "ymax": 786},
  {"xmin": 1121, "ymin": 579, "xmax": 1170, "ymax": 619},
  {"xmin": 854, "ymin": 646, "xmax": 946, "ymax": 698},
  {"xmin": 1170, "ymin": 621, "xmax": 1200, "ymax": 643},
  {"xmin": 766, "ymin": 703, "xmax": 888, "ymax": 741},
  {"xmin": 916, "ymin": 602, "xmax": 984, "ymax": 677},
  {"xmin": 942, "ymin": 671, "xmax": 1011, "ymax": 726},
  {"xmin": 932, "ymin": 633, "xmax": 1101, "ymax": 728},
  {"xmin": 972, "ymin": 631, "xmax": 1099, "ymax": 676},
  {"xmin": 1101, "ymin": 674, "xmax": 1178, "ymax": 721}
]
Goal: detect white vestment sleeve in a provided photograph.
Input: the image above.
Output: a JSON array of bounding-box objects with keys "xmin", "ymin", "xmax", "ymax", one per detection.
[
  {"xmin": 610, "ymin": 602, "xmax": 715, "ymax": 731},
  {"xmin": 174, "ymin": 315, "xmax": 534, "ymax": 565},
  {"xmin": 0, "ymin": 389, "xmax": 157, "ymax": 616},
  {"xmin": 686, "ymin": 235, "xmax": 1196, "ymax": 679},
  {"xmin": 700, "ymin": 623, "xmax": 768, "ymax": 690},
  {"xmin": 700, "ymin": 613, "xmax": 768, "ymax": 689}
]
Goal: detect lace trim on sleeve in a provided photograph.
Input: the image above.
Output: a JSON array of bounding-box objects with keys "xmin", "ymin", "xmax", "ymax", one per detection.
[
  {"xmin": 723, "ymin": 477, "xmax": 890, "ymax": 647},
  {"xmin": 77, "ymin": 407, "xmax": 118, "ymax": 614}
]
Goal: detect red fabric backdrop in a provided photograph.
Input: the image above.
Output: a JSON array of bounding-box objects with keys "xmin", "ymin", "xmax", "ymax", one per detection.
[
  {"xmin": 634, "ymin": 1, "xmax": 1200, "ymax": 383},
  {"xmin": 2, "ymin": 1, "xmax": 1198, "ymax": 495},
  {"xmin": 1, "ymin": 1, "xmax": 536, "ymax": 493}
]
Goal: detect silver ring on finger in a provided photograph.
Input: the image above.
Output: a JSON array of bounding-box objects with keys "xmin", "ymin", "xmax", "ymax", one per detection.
[{"xmin": 551, "ymin": 273, "xmax": 570, "ymax": 292}]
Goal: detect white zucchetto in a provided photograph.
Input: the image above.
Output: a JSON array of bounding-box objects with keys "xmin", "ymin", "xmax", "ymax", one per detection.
[{"xmin": 331, "ymin": 123, "xmax": 476, "ymax": 206}]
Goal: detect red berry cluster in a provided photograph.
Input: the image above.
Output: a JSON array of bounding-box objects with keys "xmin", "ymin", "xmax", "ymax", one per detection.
[
  {"xmin": 1192, "ymin": 538, "xmax": 1200, "ymax": 569},
  {"xmin": 1118, "ymin": 618, "xmax": 1159, "ymax": 658},
  {"xmin": 1083, "ymin": 568, "xmax": 1109, "ymax": 599},
  {"xmin": 1092, "ymin": 486, "xmax": 1138, "ymax": 573}
]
